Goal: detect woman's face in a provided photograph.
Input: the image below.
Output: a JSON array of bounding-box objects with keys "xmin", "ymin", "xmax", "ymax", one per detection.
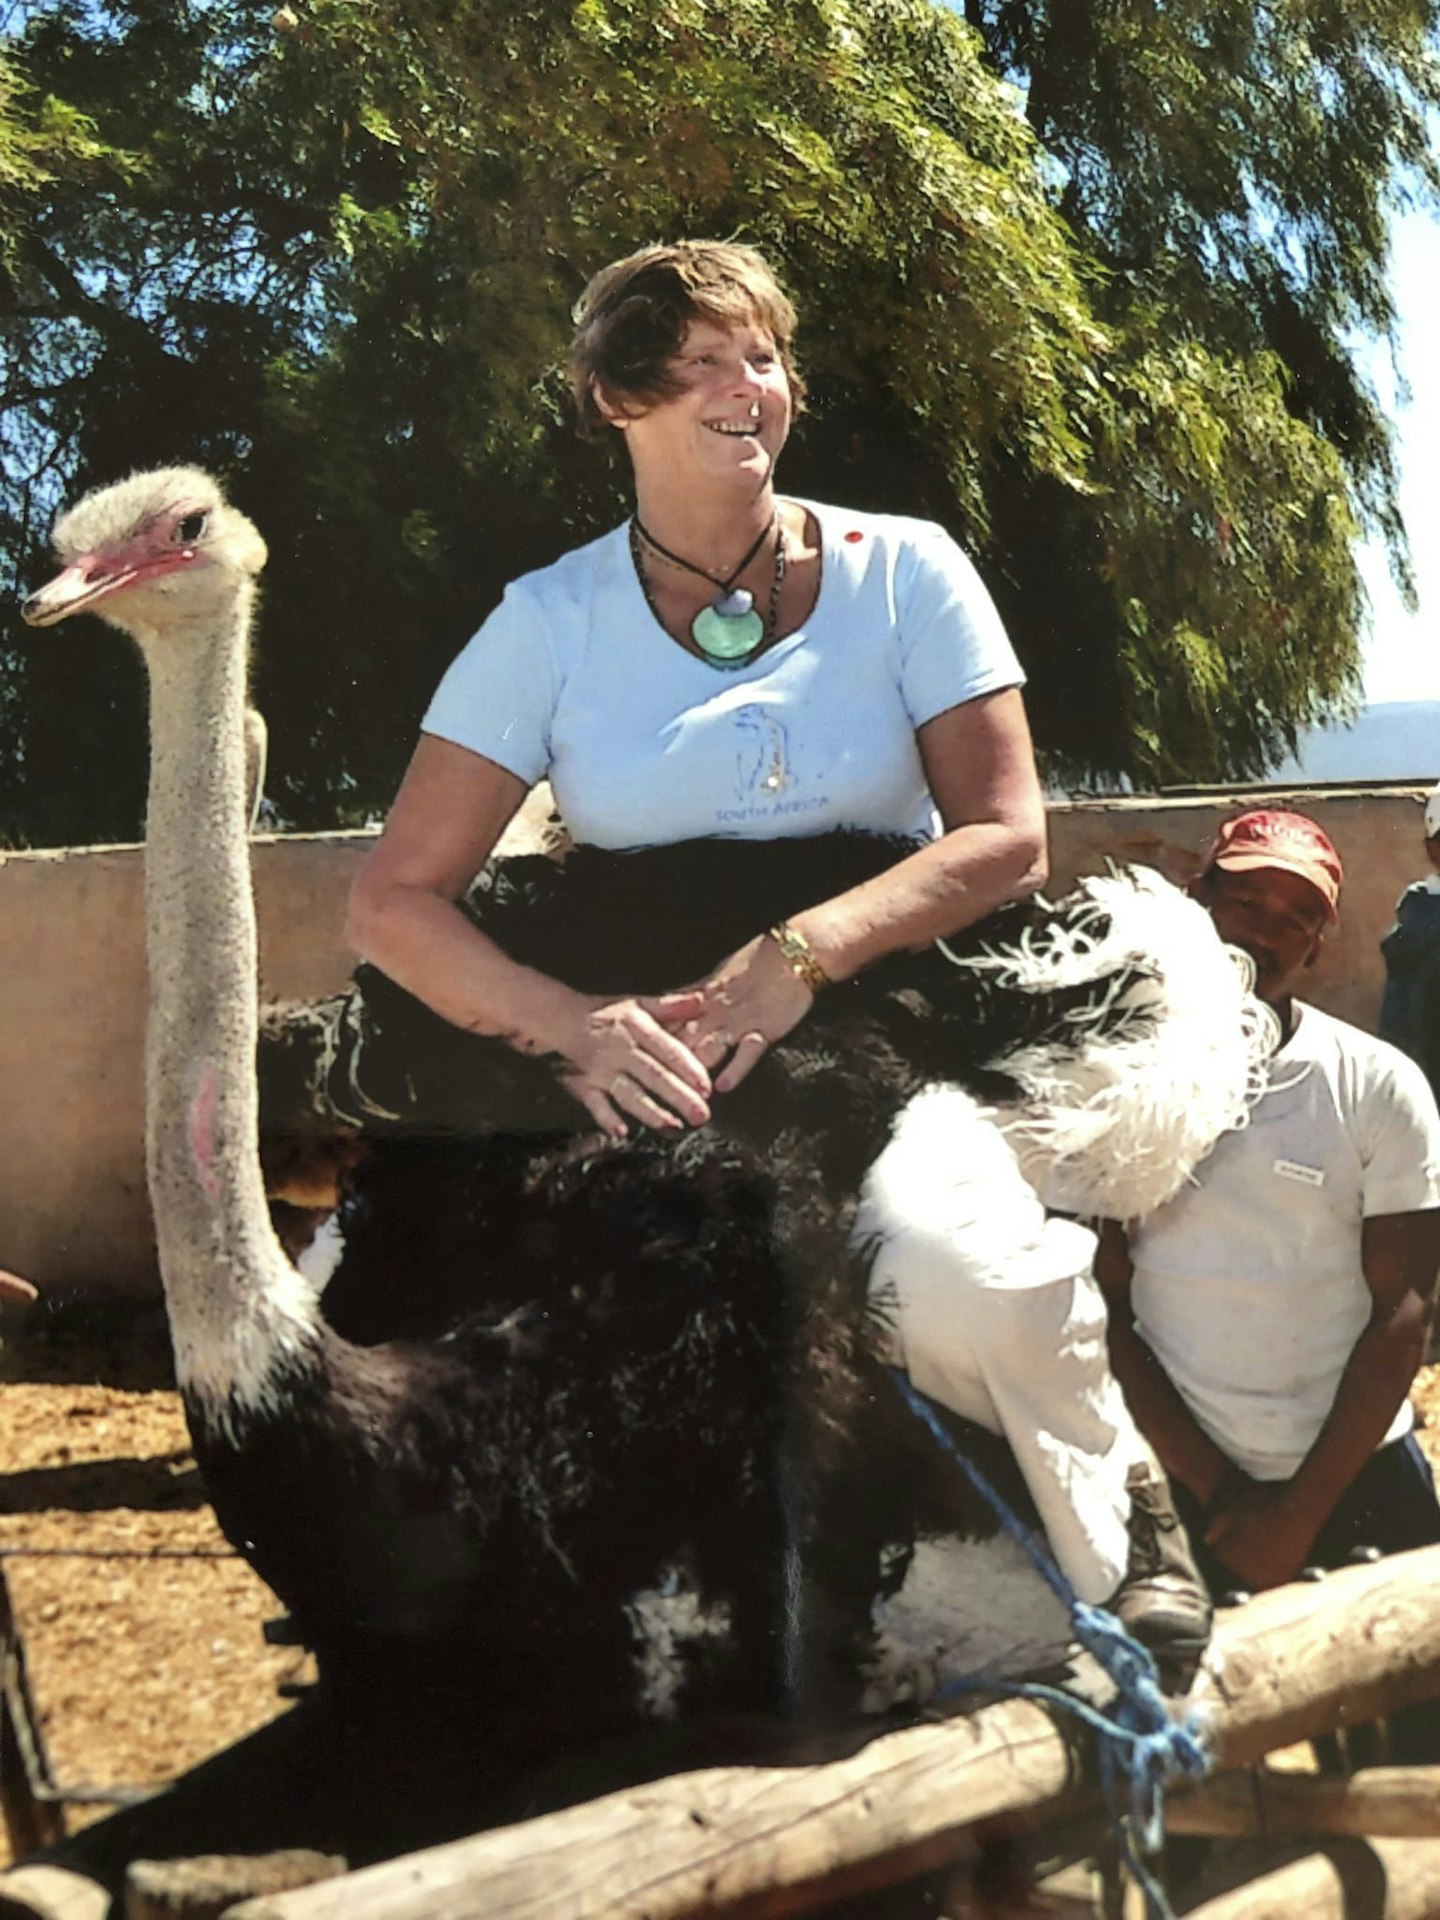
[{"xmin": 604, "ymin": 317, "xmax": 792, "ymax": 494}]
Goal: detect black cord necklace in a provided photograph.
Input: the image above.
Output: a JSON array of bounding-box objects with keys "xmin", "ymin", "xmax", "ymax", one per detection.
[{"xmin": 631, "ymin": 510, "xmax": 787, "ymax": 668}]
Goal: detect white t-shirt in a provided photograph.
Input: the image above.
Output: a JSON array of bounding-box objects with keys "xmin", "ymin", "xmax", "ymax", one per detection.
[
  {"xmin": 1127, "ymin": 1003, "xmax": 1440, "ymax": 1480},
  {"xmin": 423, "ymin": 501, "xmax": 1023, "ymax": 849}
]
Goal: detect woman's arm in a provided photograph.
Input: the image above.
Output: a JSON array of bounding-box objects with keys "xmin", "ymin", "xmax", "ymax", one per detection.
[
  {"xmin": 797, "ymin": 686, "xmax": 1048, "ymax": 974},
  {"xmin": 664, "ymin": 687, "xmax": 1052, "ymax": 1090},
  {"xmin": 347, "ymin": 735, "xmax": 712, "ymax": 1136},
  {"xmin": 669, "ymin": 688, "xmax": 1048, "ymax": 1089}
]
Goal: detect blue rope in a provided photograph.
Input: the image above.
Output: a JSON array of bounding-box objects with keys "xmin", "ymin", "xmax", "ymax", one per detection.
[{"xmin": 888, "ymin": 1368, "xmax": 1213, "ymax": 1920}]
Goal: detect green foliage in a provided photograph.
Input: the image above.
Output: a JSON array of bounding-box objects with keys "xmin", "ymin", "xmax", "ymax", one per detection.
[
  {"xmin": 0, "ymin": 45, "xmax": 108, "ymax": 266},
  {"xmin": 967, "ymin": 0, "xmax": 1439, "ymax": 587},
  {"xmin": 0, "ymin": 0, "xmax": 1434, "ymax": 841},
  {"xmin": 1095, "ymin": 331, "xmax": 1362, "ymax": 784},
  {"xmin": 957, "ymin": 0, "xmax": 1440, "ymax": 787}
]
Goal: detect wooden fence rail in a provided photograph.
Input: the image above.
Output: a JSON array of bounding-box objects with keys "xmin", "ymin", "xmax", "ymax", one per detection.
[
  {"xmin": 1168, "ymin": 1767, "xmax": 1440, "ymax": 1840},
  {"xmin": 5, "ymin": 1547, "xmax": 1440, "ymax": 1920},
  {"xmin": 216, "ymin": 1547, "xmax": 1440, "ymax": 1920},
  {"xmin": 1182, "ymin": 1838, "xmax": 1440, "ymax": 1920}
]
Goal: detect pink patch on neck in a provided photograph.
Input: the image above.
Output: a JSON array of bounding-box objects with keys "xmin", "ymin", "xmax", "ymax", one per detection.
[{"xmin": 187, "ymin": 1063, "xmax": 224, "ymax": 1202}]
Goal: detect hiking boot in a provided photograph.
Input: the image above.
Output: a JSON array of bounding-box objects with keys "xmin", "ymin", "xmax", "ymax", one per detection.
[{"xmin": 1106, "ymin": 1461, "xmax": 1212, "ymax": 1694}]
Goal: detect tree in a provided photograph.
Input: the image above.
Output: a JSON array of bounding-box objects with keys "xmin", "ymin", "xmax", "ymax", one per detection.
[
  {"xmin": 2, "ymin": 0, "xmax": 361, "ymax": 840},
  {"xmin": 963, "ymin": 0, "xmax": 1440, "ymax": 778},
  {"xmin": 1, "ymin": 0, "xmax": 1434, "ymax": 843}
]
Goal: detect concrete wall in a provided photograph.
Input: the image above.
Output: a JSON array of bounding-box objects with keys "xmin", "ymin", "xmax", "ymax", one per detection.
[
  {"xmin": 0, "ymin": 834, "xmax": 371, "ymax": 1299},
  {"xmin": 1047, "ymin": 786, "xmax": 1431, "ymax": 1033},
  {"xmin": 2, "ymin": 784, "xmax": 1431, "ymax": 1298}
]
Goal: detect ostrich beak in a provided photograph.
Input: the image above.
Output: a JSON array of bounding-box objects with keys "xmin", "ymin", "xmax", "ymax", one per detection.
[
  {"xmin": 0, "ymin": 1269, "xmax": 38, "ymax": 1305},
  {"xmin": 22, "ymin": 547, "xmax": 196, "ymax": 627}
]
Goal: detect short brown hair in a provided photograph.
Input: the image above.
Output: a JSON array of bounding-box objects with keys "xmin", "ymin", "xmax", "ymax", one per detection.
[{"xmin": 569, "ymin": 240, "xmax": 804, "ymax": 439}]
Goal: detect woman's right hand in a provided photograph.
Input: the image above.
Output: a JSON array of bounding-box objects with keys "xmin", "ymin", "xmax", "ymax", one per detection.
[{"xmin": 557, "ymin": 991, "xmax": 713, "ymax": 1137}]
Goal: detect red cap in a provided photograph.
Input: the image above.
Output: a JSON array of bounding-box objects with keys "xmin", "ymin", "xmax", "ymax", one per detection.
[{"xmin": 1205, "ymin": 809, "xmax": 1342, "ymax": 922}]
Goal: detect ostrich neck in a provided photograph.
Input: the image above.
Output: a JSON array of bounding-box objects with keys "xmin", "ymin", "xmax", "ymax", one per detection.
[{"xmin": 139, "ymin": 589, "xmax": 320, "ymax": 1420}]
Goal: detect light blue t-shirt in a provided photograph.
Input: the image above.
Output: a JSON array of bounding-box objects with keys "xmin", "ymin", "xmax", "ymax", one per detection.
[{"xmin": 423, "ymin": 501, "xmax": 1023, "ymax": 850}]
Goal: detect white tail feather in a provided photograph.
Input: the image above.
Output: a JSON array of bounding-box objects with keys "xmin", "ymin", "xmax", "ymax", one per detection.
[{"xmin": 947, "ymin": 866, "xmax": 1279, "ymax": 1220}]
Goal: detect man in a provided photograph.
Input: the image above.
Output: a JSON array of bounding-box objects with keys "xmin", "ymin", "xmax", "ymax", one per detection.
[
  {"xmin": 1098, "ymin": 809, "xmax": 1440, "ymax": 1613},
  {"xmin": 1380, "ymin": 779, "xmax": 1440, "ymax": 1105}
]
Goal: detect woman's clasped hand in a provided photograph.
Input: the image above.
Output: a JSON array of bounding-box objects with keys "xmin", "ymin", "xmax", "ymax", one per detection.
[
  {"xmin": 659, "ymin": 927, "xmax": 821, "ymax": 1094},
  {"xmin": 556, "ymin": 987, "xmax": 712, "ymax": 1137},
  {"xmin": 557, "ymin": 924, "xmax": 823, "ymax": 1136}
]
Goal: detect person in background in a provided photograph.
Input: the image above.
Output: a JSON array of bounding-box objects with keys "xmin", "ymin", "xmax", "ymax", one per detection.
[
  {"xmin": 1380, "ymin": 780, "xmax": 1440, "ymax": 1106},
  {"xmin": 1097, "ymin": 811, "xmax": 1440, "ymax": 1680}
]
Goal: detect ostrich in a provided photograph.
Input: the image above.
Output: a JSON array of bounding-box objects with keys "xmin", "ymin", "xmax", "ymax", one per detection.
[{"xmin": 24, "ymin": 467, "xmax": 1271, "ymax": 1852}]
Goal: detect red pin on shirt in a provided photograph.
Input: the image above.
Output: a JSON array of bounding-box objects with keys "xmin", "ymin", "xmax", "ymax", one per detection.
[{"xmin": 844, "ymin": 530, "xmax": 864, "ymax": 543}]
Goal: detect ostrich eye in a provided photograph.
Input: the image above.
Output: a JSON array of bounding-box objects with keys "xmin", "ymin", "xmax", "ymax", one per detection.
[{"xmin": 176, "ymin": 512, "xmax": 208, "ymax": 543}]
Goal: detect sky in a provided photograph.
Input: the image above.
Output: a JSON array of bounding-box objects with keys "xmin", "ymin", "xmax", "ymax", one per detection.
[{"xmin": 1358, "ymin": 202, "xmax": 1440, "ymax": 705}]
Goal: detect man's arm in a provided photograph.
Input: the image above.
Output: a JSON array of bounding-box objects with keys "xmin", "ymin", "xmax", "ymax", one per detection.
[
  {"xmin": 1093, "ymin": 1219, "xmax": 1235, "ymax": 1507},
  {"xmin": 1206, "ymin": 1209, "xmax": 1440, "ymax": 1589}
]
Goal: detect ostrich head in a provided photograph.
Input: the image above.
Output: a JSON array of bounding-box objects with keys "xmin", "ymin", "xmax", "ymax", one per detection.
[
  {"xmin": 21, "ymin": 466, "xmax": 311, "ymax": 1427},
  {"xmin": 22, "ymin": 466, "xmax": 266, "ymax": 641}
]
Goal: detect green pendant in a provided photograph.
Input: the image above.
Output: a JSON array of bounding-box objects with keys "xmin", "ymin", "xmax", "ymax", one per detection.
[{"xmin": 692, "ymin": 599, "xmax": 764, "ymax": 666}]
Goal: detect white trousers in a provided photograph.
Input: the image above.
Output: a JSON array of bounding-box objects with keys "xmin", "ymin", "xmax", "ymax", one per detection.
[{"xmin": 854, "ymin": 1084, "xmax": 1149, "ymax": 1604}]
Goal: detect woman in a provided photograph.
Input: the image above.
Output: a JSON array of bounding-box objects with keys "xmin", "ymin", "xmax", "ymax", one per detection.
[
  {"xmin": 348, "ymin": 241, "xmax": 1208, "ymax": 1672},
  {"xmin": 349, "ymin": 241, "xmax": 1044, "ymax": 1132}
]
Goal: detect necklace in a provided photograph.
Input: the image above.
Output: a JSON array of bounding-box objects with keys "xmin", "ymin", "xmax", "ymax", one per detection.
[{"xmin": 631, "ymin": 510, "xmax": 787, "ymax": 668}]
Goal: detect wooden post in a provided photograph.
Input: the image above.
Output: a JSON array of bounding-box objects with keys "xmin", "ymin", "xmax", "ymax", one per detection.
[
  {"xmin": 0, "ymin": 1560, "xmax": 66, "ymax": 1863},
  {"xmin": 229, "ymin": 1701, "xmax": 1072, "ymax": 1920},
  {"xmin": 1168, "ymin": 1767, "xmax": 1440, "ymax": 1840},
  {"xmin": 0, "ymin": 1865, "xmax": 111, "ymax": 1920},
  {"xmin": 122, "ymin": 1851, "xmax": 343, "ymax": 1919},
  {"xmin": 1196, "ymin": 1551, "xmax": 1440, "ymax": 1771},
  {"xmin": 1181, "ymin": 1838, "xmax": 1440, "ymax": 1920},
  {"xmin": 216, "ymin": 1548, "xmax": 1440, "ymax": 1920}
]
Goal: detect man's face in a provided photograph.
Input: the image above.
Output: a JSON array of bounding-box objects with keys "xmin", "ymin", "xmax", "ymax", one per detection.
[{"xmin": 1199, "ymin": 865, "xmax": 1330, "ymax": 1005}]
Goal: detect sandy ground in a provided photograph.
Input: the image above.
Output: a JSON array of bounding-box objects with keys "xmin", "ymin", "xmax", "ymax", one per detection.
[
  {"xmin": 0, "ymin": 1307, "xmax": 311, "ymax": 1869},
  {"xmin": 3, "ymin": 1301, "xmax": 1439, "ymax": 1874}
]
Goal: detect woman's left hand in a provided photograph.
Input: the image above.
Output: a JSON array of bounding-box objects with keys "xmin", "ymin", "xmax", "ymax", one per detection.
[{"xmin": 651, "ymin": 933, "xmax": 817, "ymax": 1093}]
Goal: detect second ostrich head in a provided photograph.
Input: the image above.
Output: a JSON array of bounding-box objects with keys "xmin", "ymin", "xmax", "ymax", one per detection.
[{"xmin": 22, "ymin": 466, "xmax": 266, "ymax": 644}]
